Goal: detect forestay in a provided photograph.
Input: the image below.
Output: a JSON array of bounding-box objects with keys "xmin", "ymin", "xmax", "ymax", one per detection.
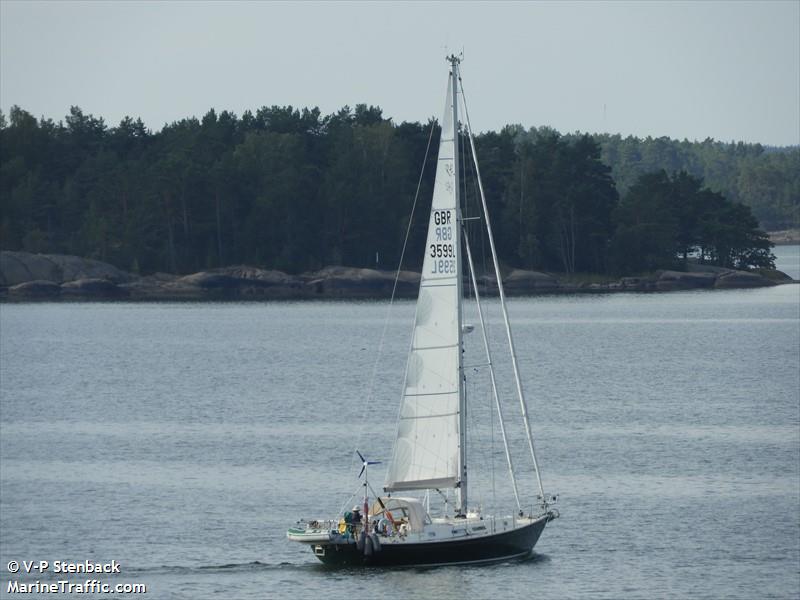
[{"xmin": 385, "ymin": 74, "xmax": 463, "ymax": 492}]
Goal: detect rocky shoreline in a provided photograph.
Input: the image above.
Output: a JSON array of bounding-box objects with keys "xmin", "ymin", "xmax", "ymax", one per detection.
[{"xmin": 0, "ymin": 251, "xmax": 794, "ymax": 302}]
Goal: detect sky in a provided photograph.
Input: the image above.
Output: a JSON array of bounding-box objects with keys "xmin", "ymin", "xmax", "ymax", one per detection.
[{"xmin": 1, "ymin": 1, "xmax": 798, "ymax": 146}]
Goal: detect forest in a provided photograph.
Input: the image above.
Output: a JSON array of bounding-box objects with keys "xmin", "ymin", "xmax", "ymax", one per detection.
[{"xmin": 1, "ymin": 104, "xmax": 794, "ymax": 277}]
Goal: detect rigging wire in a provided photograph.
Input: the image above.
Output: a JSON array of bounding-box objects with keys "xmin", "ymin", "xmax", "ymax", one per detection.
[
  {"xmin": 463, "ymin": 233, "xmax": 523, "ymax": 512},
  {"xmin": 337, "ymin": 484, "xmax": 368, "ymax": 518},
  {"xmin": 459, "ymin": 72, "xmax": 547, "ymax": 504},
  {"xmin": 459, "ymin": 90, "xmax": 495, "ymax": 513},
  {"xmin": 460, "ymin": 83, "xmax": 498, "ymax": 510},
  {"xmin": 459, "ymin": 110, "xmax": 500, "ymax": 514},
  {"xmin": 458, "ymin": 79, "xmax": 501, "ymax": 513}
]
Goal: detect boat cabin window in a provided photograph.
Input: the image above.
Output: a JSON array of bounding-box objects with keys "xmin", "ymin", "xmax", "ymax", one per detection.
[{"xmin": 375, "ymin": 506, "xmax": 409, "ymax": 520}]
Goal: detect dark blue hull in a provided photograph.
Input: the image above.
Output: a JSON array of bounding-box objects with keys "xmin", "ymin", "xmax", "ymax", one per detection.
[{"xmin": 313, "ymin": 517, "xmax": 548, "ymax": 567}]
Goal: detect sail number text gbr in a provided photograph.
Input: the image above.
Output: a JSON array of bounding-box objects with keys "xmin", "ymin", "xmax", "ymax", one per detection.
[{"xmin": 430, "ymin": 210, "xmax": 455, "ymax": 274}]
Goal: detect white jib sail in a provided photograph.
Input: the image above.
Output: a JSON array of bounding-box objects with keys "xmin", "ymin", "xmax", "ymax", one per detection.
[{"xmin": 385, "ymin": 74, "xmax": 462, "ymax": 492}]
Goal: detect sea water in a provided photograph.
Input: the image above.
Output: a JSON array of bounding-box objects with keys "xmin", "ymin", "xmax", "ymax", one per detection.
[{"xmin": 1, "ymin": 251, "xmax": 798, "ymax": 599}]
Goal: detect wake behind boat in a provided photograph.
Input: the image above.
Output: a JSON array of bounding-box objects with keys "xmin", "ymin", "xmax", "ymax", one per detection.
[{"xmin": 287, "ymin": 55, "xmax": 558, "ymax": 567}]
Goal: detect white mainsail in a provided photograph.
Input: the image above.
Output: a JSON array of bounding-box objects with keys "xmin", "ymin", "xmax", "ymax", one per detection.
[{"xmin": 385, "ymin": 74, "xmax": 463, "ymax": 493}]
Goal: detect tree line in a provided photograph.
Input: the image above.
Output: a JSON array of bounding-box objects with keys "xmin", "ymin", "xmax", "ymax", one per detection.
[
  {"xmin": 593, "ymin": 132, "xmax": 798, "ymax": 231},
  {"xmin": 0, "ymin": 104, "xmax": 789, "ymax": 277}
]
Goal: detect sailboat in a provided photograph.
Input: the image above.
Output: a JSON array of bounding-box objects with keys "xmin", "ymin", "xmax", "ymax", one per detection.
[{"xmin": 287, "ymin": 55, "xmax": 558, "ymax": 567}]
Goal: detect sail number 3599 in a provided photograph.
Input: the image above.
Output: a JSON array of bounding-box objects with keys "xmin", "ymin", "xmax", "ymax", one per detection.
[
  {"xmin": 430, "ymin": 243, "xmax": 454, "ymax": 258},
  {"xmin": 431, "ymin": 210, "xmax": 455, "ymax": 273}
]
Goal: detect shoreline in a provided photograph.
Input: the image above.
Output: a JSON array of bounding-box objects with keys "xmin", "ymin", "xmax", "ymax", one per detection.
[
  {"xmin": 1, "ymin": 251, "xmax": 795, "ymax": 302},
  {"xmin": 768, "ymin": 229, "xmax": 800, "ymax": 245}
]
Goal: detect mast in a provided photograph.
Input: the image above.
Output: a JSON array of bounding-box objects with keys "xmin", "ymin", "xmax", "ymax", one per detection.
[{"xmin": 449, "ymin": 54, "xmax": 467, "ymax": 515}]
